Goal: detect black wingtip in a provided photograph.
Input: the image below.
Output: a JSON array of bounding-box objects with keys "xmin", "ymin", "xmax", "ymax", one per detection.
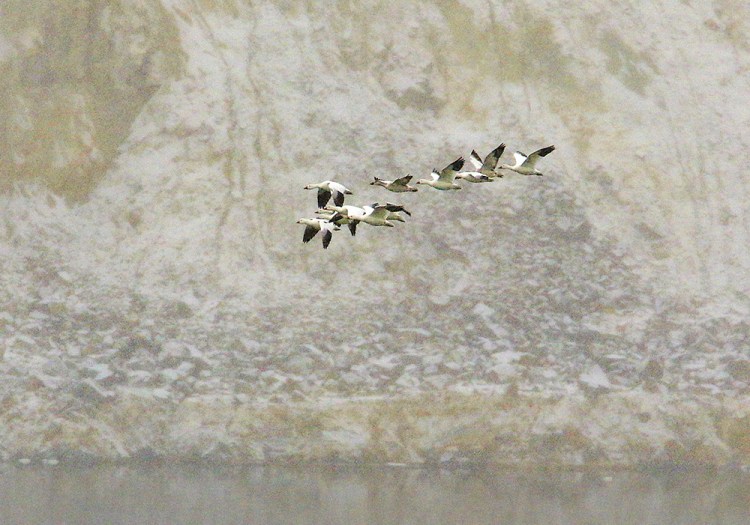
[
  {"xmin": 317, "ymin": 190, "xmax": 331, "ymax": 209},
  {"xmin": 302, "ymin": 225, "xmax": 318, "ymax": 244},
  {"xmin": 450, "ymin": 157, "xmax": 465, "ymax": 171},
  {"xmin": 538, "ymin": 145, "xmax": 555, "ymax": 157}
]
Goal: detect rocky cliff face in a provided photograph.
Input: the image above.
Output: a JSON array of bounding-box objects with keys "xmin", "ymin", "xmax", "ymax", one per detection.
[{"xmin": 1, "ymin": 1, "xmax": 749, "ymax": 466}]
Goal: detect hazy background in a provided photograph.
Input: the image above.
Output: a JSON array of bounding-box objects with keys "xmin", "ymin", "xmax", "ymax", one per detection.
[{"xmin": 0, "ymin": 0, "xmax": 749, "ymax": 467}]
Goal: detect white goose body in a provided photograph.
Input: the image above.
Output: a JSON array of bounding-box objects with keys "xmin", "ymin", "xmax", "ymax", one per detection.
[
  {"xmin": 344, "ymin": 205, "xmax": 395, "ymax": 227},
  {"xmin": 371, "ymin": 175, "xmax": 418, "ymax": 192},
  {"xmin": 323, "ymin": 204, "xmax": 366, "ymax": 217},
  {"xmin": 303, "ymin": 180, "xmax": 353, "ymax": 207},
  {"xmin": 296, "ymin": 218, "xmax": 339, "ymax": 248},
  {"xmin": 322, "ymin": 204, "xmax": 366, "ymax": 236},
  {"xmin": 499, "ymin": 145, "xmax": 555, "ymax": 176},
  {"xmin": 455, "ymin": 171, "xmax": 493, "ymax": 183},
  {"xmin": 416, "ymin": 157, "xmax": 464, "ymax": 190}
]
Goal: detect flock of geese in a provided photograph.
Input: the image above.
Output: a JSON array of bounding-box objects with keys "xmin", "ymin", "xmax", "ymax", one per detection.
[{"xmin": 297, "ymin": 143, "xmax": 555, "ymax": 248}]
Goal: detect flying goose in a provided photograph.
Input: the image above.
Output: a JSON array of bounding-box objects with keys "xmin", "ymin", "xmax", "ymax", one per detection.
[
  {"xmin": 296, "ymin": 218, "xmax": 340, "ymax": 249},
  {"xmin": 370, "ymin": 174, "xmax": 418, "ymax": 192},
  {"xmin": 316, "ymin": 208, "xmax": 358, "ymax": 235},
  {"xmin": 455, "ymin": 170, "xmax": 493, "ymax": 183},
  {"xmin": 416, "ymin": 157, "xmax": 464, "ymax": 190},
  {"xmin": 332, "ymin": 204, "xmax": 395, "ymax": 227},
  {"xmin": 322, "ymin": 204, "xmax": 368, "ymax": 236},
  {"xmin": 468, "ymin": 143, "xmax": 506, "ymax": 177},
  {"xmin": 498, "ymin": 145, "xmax": 555, "ymax": 176},
  {"xmin": 303, "ymin": 180, "xmax": 353, "ymax": 208},
  {"xmin": 323, "ymin": 204, "xmax": 366, "ymax": 217}
]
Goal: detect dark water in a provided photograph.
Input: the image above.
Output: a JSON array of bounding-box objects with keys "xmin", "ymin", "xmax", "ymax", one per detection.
[{"xmin": 0, "ymin": 464, "xmax": 748, "ymax": 525}]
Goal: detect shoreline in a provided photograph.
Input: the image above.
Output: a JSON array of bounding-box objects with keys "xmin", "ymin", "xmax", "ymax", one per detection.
[{"xmin": 3, "ymin": 390, "xmax": 748, "ymax": 469}]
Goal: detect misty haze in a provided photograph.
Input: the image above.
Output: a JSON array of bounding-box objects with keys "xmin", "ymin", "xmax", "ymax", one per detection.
[{"xmin": 0, "ymin": 0, "xmax": 749, "ymax": 523}]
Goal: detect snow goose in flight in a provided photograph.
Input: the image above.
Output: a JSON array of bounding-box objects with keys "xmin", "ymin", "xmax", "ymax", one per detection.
[
  {"xmin": 416, "ymin": 157, "xmax": 464, "ymax": 190},
  {"xmin": 498, "ymin": 145, "xmax": 555, "ymax": 176},
  {"xmin": 455, "ymin": 170, "xmax": 493, "ymax": 183},
  {"xmin": 370, "ymin": 174, "xmax": 418, "ymax": 192},
  {"xmin": 332, "ymin": 204, "xmax": 395, "ymax": 227},
  {"xmin": 296, "ymin": 218, "xmax": 340, "ymax": 249},
  {"xmin": 468, "ymin": 143, "xmax": 505, "ymax": 178},
  {"xmin": 315, "ymin": 208, "xmax": 358, "ymax": 235},
  {"xmin": 322, "ymin": 204, "xmax": 369, "ymax": 236},
  {"xmin": 303, "ymin": 180, "xmax": 353, "ymax": 208}
]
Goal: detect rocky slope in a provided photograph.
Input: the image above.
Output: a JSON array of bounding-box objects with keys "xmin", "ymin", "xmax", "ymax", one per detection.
[{"xmin": 0, "ymin": 0, "xmax": 749, "ymax": 466}]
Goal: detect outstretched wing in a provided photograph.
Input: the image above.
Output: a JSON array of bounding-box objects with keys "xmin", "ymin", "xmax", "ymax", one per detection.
[
  {"xmin": 303, "ymin": 224, "xmax": 319, "ymax": 243},
  {"xmin": 348, "ymin": 221, "xmax": 358, "ymax": 236},
  {"xmin": 483, "ymin": 143, "xmax": 505, "ymax": 170},
  {"xmin": 524, "ymin": 145, "xmax": 555, "ymax": 168},
  {"xmin": 317, "ymin": 189, "xmax": 332, "ymax": 209},
  {"xmin": 328, "ymin": 212, "xmax": 348, "ymax": 223},
  {"xmin": 512, "ymin": 151, "xmax": 528, "ymax": 168},
  {"xmin": 438, "ymin": 157, "xmax": 464, "ymax": 182},
  {"xmin": 392, "ymin": 174, "xmax": 412, "ymax": 185},
  {"xmin": 384, "ymin": 202, "xmax": 411, "ymax": 216},
  {"xmin": 322, "ymin": 229, "xmax": 333, "ymax": 249},
  {"xmin": 468, "ymin": 150, "xmax": 483, "ymax": 170},
  {"xmin": 368, "ymin": 206, "xmax": 391, "ymax": 220},
  {"xmin": 332, "ymin": 191, "xmax": 346, "ymax": 207}
]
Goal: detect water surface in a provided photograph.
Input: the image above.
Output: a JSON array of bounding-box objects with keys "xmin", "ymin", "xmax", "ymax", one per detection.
[{"xmin": 0, "ymin": 464, "xmax": 747, "ymax": 524}]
